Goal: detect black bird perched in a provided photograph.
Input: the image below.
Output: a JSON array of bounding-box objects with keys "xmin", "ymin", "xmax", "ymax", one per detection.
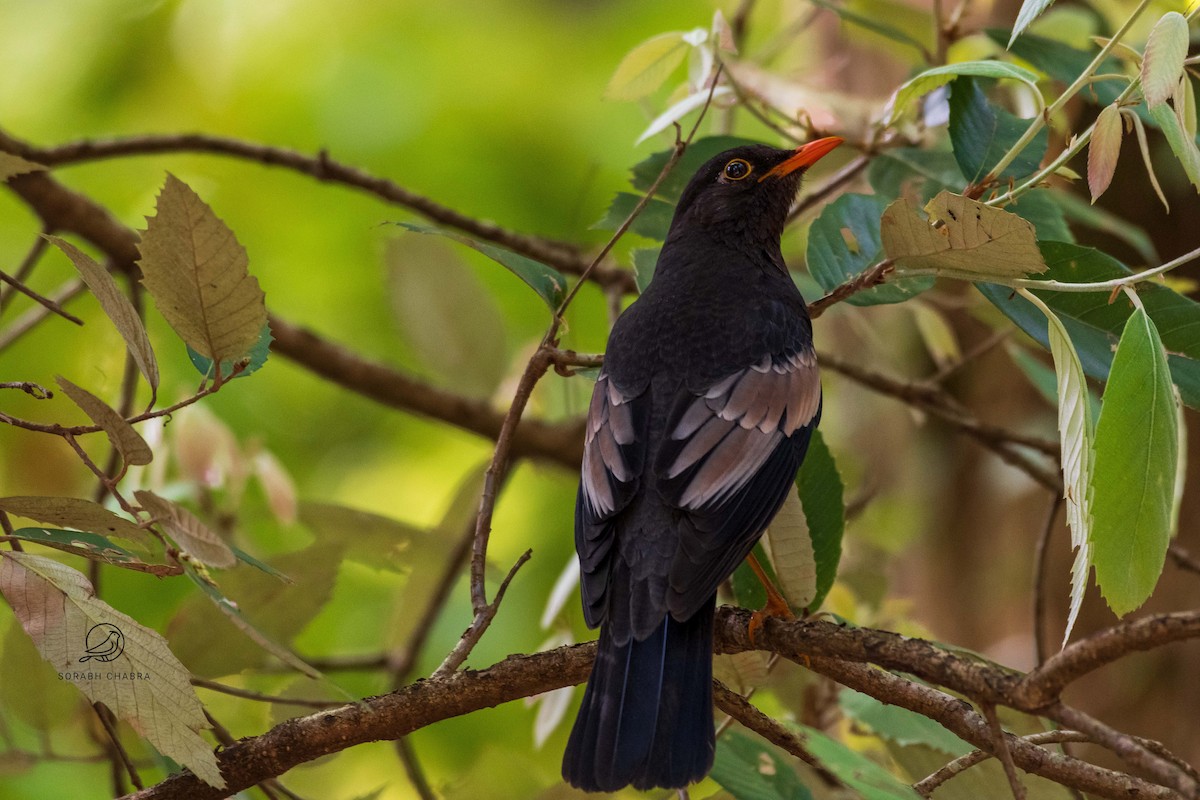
[{"xmin": 562, "ymin": 137, "xmax": 842, "ymax": 792}]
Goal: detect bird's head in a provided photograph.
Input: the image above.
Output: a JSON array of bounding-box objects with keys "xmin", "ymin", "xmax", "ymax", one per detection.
[{"xmin": 667, "ymin": 138, "xmax": 843, "ymax": 246}]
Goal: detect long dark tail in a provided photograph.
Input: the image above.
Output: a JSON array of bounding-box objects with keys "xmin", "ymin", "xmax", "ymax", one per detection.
[{"xmin": 562, "ymin": 599, "xmax": 716, "ymax": 792}]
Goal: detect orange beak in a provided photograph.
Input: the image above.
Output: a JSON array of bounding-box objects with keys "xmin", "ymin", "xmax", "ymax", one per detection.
[{"xmin": 759, "ymin": 136, "xmax": 844, "ymax": 181}]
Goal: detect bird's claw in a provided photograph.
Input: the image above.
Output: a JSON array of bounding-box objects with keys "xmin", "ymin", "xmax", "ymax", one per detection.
[{"xmin": 747, "ymin": 591, "xmax": 794, "ymax": 646}]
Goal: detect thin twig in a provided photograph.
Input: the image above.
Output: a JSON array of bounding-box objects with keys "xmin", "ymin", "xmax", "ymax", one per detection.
[
  {"xmin": 1032, "ymin": 495, "xmax": 1063, "ymax": 667},
  {"xmin": 93, "ymin": 703, "xmax": 143, "ymax": 791},
  {"xmin": 395, "ymin": 737, "xmax": 438, "ymax": 800},
  {"xmin": 191, "ymin": 678, "xmax": 340, "ymax": 709},
  {"xmin": 0, "ymin": 268, "xmax": 84, "ymax": 325},
  {"xmin": 983, "ymin": 702, "xmax": 1027, "ymax": 800},
  {"xmin": 914, "ymin": 730, "xmax": 1091, "ymax": 797},
  {"xmin": 435, "ymin": 549, "xmax": 533, "ymax": 676},
  {"xmin": 0, "ymin": 278, "xmax": 87, "ymax": 353},
  {"xmin": 807, "ymin": 259, "xmax": 895, "ymax": 319},
  {"xmin": 0, "ymin": 232, "xmax": 51, "ymax": 313}
]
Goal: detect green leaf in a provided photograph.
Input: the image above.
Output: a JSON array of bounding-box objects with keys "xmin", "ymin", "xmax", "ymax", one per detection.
[
  {"xmin": 806, "ymin": 193, "xmax": 933, "ymax": 305},
  {"xmin": 765, "ymin": 491, "xmax": 815, "ymax": 610},
  {"xmin": 8, "ymin": 527, "xmax": 181, "ymax": 577},
  {"xmin": 0, "ymin": 495, "xmax": 151, "ymax": 548},
  {"xmin": 711, "ymin": 731, "xmax": 814, "ymax": 800},
  {"xmin": 795, "ymin": 429, "xmax": 844, "ymax": 612},
  {"xmin": 593, "ymin": 192, "xmax": 676, "ymax": 241},
  {"xmin": 0, "ymin": 552, "xmax": 224, "ymax": 787},
  {"xmin": 839, "ymin": 689, "xmax": 973, "ymax": 756},
  {"xmin": 138, "ymin": 174, "xmax": 268, "ymax": 366},
  {"xmin": 882, "ymin": 191, "xmax": 1047, "ymax": 278},
  {"xmin": 1007, "ymin": 0, "xmax": 1057, "ymax": 47},
  {"xmin": 387, "ymin": 234, "xmax": 509, "ymax": 398},
  {"xmin": 798, "ymin": 724, "xmax": 924, "ymax": 799},
  {"xmin": 868, "ymin": 147, "xmax": 964, "ymax": 203},
  {"xmin": 977, "ymin": 242, "xmax": 1200, "ymax": 409},
  {"xmin": 1051, "ymin": 191, "xmax": 1157, "ymax": 264},
  {"xmin": 1141, "ymin": 12, "xmax": 1189, "ymax": 109},
  {"xmin": 948, "ymin": 76, "xmax": 1048, "ymax": 183},
  {"xmin": 605, "ymin": 31, "xmax": 691, "ymax": 101},
  {"xmin": 631, "ymin": 247, "xmax": 660, "ymax": 292},
  {"xmin": 187, "ymin": 321, "xmax": 272, "ymax": 381},
  {"xmin": 889, "ymin": 61, "xmax": 1041, "ymax": 125},
  {"xmin": 1009, "ymin": 344, "xmax": 1101, "ymax": 424},
  {"xmin": 1090, "ymin": 307, "xmax": 1177, "ymax": 616},
  {"xmin": 1149, "ymin": 101, "xmax": 1200, "ymax": 191},
  {"xmin": 1007, "ymin": 189, "xmax": 1073, "ymax": 243},
  {"xmin": 393, "ymin": 222, "xmax": 567, "ymax": 309},
  {"xmin": 631, "ymin": 136, "xmax": 762, "ymax": 201}
]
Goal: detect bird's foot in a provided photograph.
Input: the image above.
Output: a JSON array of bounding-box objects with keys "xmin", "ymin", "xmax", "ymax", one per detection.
[{"xmin": 747, "ymin": 589, "xmax": 794, "ymax": 646}]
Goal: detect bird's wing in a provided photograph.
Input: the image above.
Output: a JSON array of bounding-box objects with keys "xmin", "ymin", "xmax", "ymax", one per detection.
[
  {"xmin": 656, "ymin": 349, "xmax": 821, "ymax": 619},
  {"xmin": 576, "ymin": 372, "xmax": 649, "ymax": 627}
]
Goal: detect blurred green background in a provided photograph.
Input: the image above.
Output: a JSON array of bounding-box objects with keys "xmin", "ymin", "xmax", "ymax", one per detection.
[{"xmin": 3, "ymin": 0, "xmax": 1200, "ymax": 798}]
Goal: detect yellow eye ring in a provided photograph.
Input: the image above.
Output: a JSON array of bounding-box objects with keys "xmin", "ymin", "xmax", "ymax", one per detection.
[{"xmin": 723, "ymin": 158, "xmax": 752, "ymax": 181}]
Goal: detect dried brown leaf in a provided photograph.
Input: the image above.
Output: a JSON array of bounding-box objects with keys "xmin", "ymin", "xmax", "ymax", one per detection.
[
  {"xmin": 56, "ymin": 376, "xmax": 153, "ymax": 466},
  {"xmin": 134, "ymin": 490, "xmax": 236, "ymax": 568}
]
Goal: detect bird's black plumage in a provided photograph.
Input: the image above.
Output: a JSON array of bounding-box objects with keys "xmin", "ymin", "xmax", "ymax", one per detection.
[{"xmin": 563, "ymin": 140, "xmax": 839, "ymax": 792}]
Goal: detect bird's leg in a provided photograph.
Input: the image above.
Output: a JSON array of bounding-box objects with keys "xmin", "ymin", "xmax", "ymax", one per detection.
[{"xmin": 746, "ymin": 552, "xmax": 794, "ymax": 645}]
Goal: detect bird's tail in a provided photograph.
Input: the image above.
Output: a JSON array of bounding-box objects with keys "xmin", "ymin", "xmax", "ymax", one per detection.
[{"xmin": 562, "ymin": 599, "xmax": 715, "ymax": 792}]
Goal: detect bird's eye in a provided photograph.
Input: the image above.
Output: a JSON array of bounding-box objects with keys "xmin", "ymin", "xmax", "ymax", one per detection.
[{"xmin": 723, "ymin": 159, "xmax": 752, "ymax": 181}]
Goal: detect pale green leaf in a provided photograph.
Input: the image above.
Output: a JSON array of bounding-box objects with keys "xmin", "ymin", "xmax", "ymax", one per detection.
[
  {"xmin": 0, "ymin": 552, "xmax": 223, "ymax": 787},
  {"xmin": 912, "ymin": 302, "xmax": 962, "ymax": 367},
  {"xmin": 605, "ymin": 31, "xmax": 691, "ymax": 101},
  {"xmin": 47, "ymin": 236, "xmax": 159, "ymax": 394},
  {"xmin": 1007, "ymin": 0, "xmax": 1057, "ymax": 47},
  {"xmin": 56, "ymin": 376, "xmax": 153, "ymax": 467},
  {"xmin": 134, "ymin": 490, "xmax": 236, "ymax": 568},
  {"xmin": 0, "ymin": 152, "xmax": 45, "ymax": 181},
  {"xmin": 883, "ymin": 191, "xmax": 1047, "ymax": 278},
  {"xmin": 799, "ymin": 724, "xmax": 923, "ymax": 799},
  {"xmin": 1087, "ymin": 103, "xmax": 1123, "ymax": 202},
  {"xmin": 636, "ymin": 85, "xmax": 733, "ymax": 144},
  {"xmin": 711, "ymin": 731, "xmax": 814, "ymax": 800},
  {"xmin": 1021, "ymin": 292, "xmax": 1095, "ymax": 644},
  {"xmin": 765, "ymin": 490, "xmax": 816, "ymax": 609},
  {"xmin": 1141, "ymin": 12, "xmax": 1189, "ymax": 108},
  {"xmin": 0, "ymin": 495, "xmax": 151, "ymax": 548},
  {"xmin": 138, "ymin": 174, "xmax": 268, "ymax": 365},
  {"xmin": 1150, "ymin": 101, "xmax": 1200, "ymax": 190},
  {"xmin": 888, "ymin": 61, "xmax": 1041, "ymax": 124},
  {"xmin": 1090, "ymin": 307, "xmax": 1177, "ymax": 616},
  {"xmin": 840, "ymin": 689, "xmax": 973, "ymax": 756},
  {"xmin": 7, "ymin": 527, "xmax": 180, "ymax": 577}
]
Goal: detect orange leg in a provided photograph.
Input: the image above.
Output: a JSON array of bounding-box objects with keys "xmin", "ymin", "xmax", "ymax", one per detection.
[{"xmin": 745, "ymin": 552, "xmax": 793, "ymax": 645}]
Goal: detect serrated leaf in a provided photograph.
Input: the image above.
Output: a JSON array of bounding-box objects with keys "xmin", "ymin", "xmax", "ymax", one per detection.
[
  {"xmin": 593, "ymin": 192, "xmax": 676, "ymax": 241},
  {"xmin": 0, "ymin": 496, "xmax": 151, "ymax": 548},
  {"xmin": 1010, "ymin": 344, "xmax": 1102, "ymax": 422},
  {"xmin": 135, "ymin": 490, "xmax": 236, "ymax": 568},
  {"xmin": 47, "ymin": 236, "xmax": 158, "ymax": 394},
  {"xmin": 765, "ymin": 490, "xmax": 817, "ymax": 610},
  {"xmin": 807, "ymin": 193, "xmax": 934, "ymax": 305},
  {"xmin": 840, "ymin": 689, "xmax": 973, "ymax": 756},
  {"xmin": 56, "ymin": 376, "xmax": 153, "ymax": 467},
  {"xmin": 798, "ymin": 724, "xmax": 923, "ymax": 799},
  {"xmin": 7, "ymin": 527, "xmax": 180, "ymax": 577},
  {"xmin": 978, "ymin": 242, "xmax": 1200, "ymax": 409},
  {"xmin": 392, "ymin": 222, "xmax": 566, "ymax": 310},
  {"xmin": 795, "ymin": 429, "xmax": 844, "ymax": 612},
  {"xmin": 387, "ymin": 234, "xmax": 508, "ymax": 398},
  {"xmin": 883, "ymin": 191, "xmax": 1047, "ymax": 278},
  {"xmin": 605, "ymin": 31, "xmax": 691, "ymax": 101},
  {"xmin": 1007, "ymin": 0, "xmax": 1056, "ymax": 47},
  {"xmin": 888, "ymin": 61, "xmax": 1041, "ymax": 125},
  {"xmin": 1142, "ymin": 12, "xmax": 1189, "ymax": 109},
  {"xmin": 725, "ymin": 650, "xmax": 771, "ymax": 693},
  {"xmin": 0, "ymin": 152, "xmax": 45, "ymax": 180},
  {"xmin": 948, "ymin": 76, "xmax": 1048, "ymax": 183},
  {"xmin": 635, "ymin": 86, "xmax": 733, "ymax": 144},
  {"xmin": 0, "ymin": 552, "xmax": 223, "ymax": 787},
  {"xmin": 187, "ymin": 321, "xmax": 271, "ymax": 381},
  {"xmin": 1150, "ymin": 101, "xmax": 1200, "ymax": 190},
  {"xmin": 138, "ymin": 174, "xmax": 267, "ymax": 366},
  {"xmin": 1023, "ymin": 298, "xmax": 1095, "ymax": 643},
  {"xmin": 1090, "ymin": 307, "xmax": 1177, "ymax": 616},
  {"xmin": 711, "ymin": 731, "xmax": 814, "ymax": 800},
  {"xmin": 1087, "ymin": 103, "xmax": 1123, "ymax": 202}
]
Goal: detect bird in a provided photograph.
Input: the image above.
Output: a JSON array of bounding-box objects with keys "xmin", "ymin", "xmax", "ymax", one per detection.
[{"xmin": 562, "ymin": 136, "xmax": 842, "ymax": 792}]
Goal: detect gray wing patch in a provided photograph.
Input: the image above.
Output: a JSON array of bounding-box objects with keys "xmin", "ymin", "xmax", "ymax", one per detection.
[
  {"xmin": 581, "ymin": 373, "xmax": 640, "ymax": 518},
  {"xmin": 662, "ymin": 350, "xmax": 819, "ymax": 511}
]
